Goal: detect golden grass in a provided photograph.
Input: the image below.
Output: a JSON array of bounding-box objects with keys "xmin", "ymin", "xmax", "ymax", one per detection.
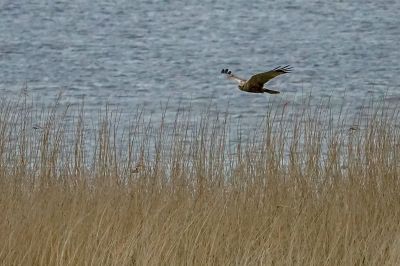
[{"xmin": 0, "ymin": 93, "xmax": 399, "ymax": 265}]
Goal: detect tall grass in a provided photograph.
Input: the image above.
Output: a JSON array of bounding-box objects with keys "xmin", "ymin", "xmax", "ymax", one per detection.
[{"xmin": 0, "ymin": 93, "xmax": 399, "ymax": 265}]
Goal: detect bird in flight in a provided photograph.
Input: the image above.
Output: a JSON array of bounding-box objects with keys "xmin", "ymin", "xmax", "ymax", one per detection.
[{"xmin": 221, "ymin": 65, "xmax": 292, "ymax": 94}]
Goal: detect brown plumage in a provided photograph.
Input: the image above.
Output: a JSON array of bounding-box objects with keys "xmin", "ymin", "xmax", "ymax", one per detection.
[{"xmin": 221, "ymin": 65, "xmax": 292, "ymax": 94}]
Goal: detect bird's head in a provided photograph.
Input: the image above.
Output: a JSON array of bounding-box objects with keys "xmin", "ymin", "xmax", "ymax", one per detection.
[{"xmin": 238, "ymin": 81, "xmax": 245, "ymax": 90}]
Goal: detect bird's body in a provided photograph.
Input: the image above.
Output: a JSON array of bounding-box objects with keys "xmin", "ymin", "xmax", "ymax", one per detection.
[{"xmin": 221, "ymin": 65, "xmax": 292, "ymax": 94}]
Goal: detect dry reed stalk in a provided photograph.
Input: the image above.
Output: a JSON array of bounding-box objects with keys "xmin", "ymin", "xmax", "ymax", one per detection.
[{"xmin": 0, "ymin": 93, "xmax": 399, "ymax": 265}]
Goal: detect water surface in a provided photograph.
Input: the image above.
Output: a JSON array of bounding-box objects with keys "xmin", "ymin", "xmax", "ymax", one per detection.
[{"xmin": 1, "ymin": 0, "xmax": 399, "ymax": 124}]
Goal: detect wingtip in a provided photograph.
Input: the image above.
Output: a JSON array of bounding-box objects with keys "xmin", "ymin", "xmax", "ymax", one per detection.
[
  {"xmin": 275, "ymin": 65, "xmax": 293, "ymax": 73},
  {"xmin": 284, "ymin": 65, "xmax": 293, "ymax": 72}
]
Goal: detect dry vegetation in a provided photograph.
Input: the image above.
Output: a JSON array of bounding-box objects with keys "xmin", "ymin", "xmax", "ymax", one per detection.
[{"xmin": 0, "ymin": 93, "xmax": 399, "ymax": 265}]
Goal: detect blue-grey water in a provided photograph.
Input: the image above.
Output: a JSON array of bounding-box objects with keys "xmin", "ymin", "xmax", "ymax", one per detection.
[{"xmin": 1, "ymin": 0, "xmax": 400, "ymax": 124}]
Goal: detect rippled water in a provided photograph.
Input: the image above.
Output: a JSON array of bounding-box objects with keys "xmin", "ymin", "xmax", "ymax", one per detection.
[{"xmin": 1, "ymin": 0, "xmax": 399, "ymax": 124}]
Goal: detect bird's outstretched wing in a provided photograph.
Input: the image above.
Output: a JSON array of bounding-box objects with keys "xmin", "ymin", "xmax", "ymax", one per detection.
[
  {"xmin": 246, "ymin": 65, "xmax": 292, "ymax": 87},
  {"xmin": 221, "ymin": 69, "xmax": 246, "ymax": 85}
]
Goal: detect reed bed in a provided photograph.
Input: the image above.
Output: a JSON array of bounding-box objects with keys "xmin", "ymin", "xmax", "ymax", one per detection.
[{"xmin": 0, "ymin": 93, "xmax": 399, "ymax": 265}]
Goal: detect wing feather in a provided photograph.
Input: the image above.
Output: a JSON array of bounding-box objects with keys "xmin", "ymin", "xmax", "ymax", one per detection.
[
  {"xmin": 246, "ymin": 65, "xmax": 292, "ymax": 87},
  {"xmin": 221, "ymin": 69, "xmax": 246, "ymax": 85}
]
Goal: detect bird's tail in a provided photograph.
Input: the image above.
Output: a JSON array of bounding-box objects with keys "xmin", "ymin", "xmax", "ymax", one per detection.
[{"xmin": 263, "ymin": 88, "xmax": 280, "ymax": 94}]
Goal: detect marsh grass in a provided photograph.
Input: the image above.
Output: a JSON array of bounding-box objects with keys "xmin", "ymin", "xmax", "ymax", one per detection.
[{"xmin": 0, "ymin": 93, "xmax": 399, "ymax": 265}]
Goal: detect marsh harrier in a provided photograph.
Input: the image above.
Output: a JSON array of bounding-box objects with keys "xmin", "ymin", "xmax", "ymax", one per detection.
[{"xmin": 221, "ymin": 65, "xmax": 292, "ymax": 94}]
